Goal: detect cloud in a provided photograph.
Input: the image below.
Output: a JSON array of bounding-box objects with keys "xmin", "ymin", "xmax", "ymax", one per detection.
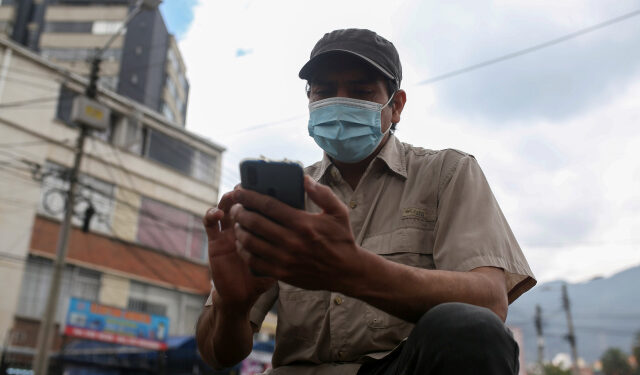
[{"xmin": 395, "ymin": 1, "xmax": 640, "ymax": 122}]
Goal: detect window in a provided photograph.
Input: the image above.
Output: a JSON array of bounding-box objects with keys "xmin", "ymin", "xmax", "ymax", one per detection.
[
  {"xmin": 56, "ymin": 85, "xmax": 77, "ymax": 125},
  {"xmin": 43, "ymin": 21, "xmax": 93, "ymax": 33},
  {"xmin": 192, "ymin": 150, "xmax": 217, "ymax": 184},
  {"xmin": 137, "ymin": 197, "xmax": 207, "ymax": 262},
  {"xmin": 92, "ymin": 21, "xmax": 123, "ymax": 35},
  {"xmin": 17, "ymin": 256, "xmax": 100, "ymax": 323},
  {"xmin": 165, "ymin": 76, "xmax": 177, "ymax": 98},
  {"xmin": 147, "ymin": 129, "xmax": 192, "ymax": 174},
  {"xmin": 112, "ymin": 113, "xmax": 145, "ymax": 155},
  {"xmin": 167, "ymin": 48, "xmax": 179, "ymax": 73},
  {"xmin": 39, "ymin": 161, "xmax": 116, "ymax": 235},
  {"xmin": 42, "ymin": 48, "xmax": 122, "ymax": 62},
  {"xmin": 128, "ymin": 298, "xmax": 167, "ymax": 316},
  {"xmin": 162, "ymin": 102, "xmax": 175, "ymax": 123}
]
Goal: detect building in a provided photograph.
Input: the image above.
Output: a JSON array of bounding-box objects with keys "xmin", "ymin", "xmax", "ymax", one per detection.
[
  {"xmin": 0, "ymin": 36, "xmax": 223, "ymax": 371},
  {"xmin": 0, "ymin": 0, "xmax": 189, "ymax": 127}
]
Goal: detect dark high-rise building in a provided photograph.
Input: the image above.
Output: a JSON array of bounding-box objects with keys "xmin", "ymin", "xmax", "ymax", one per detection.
[{"xmin": 0, "ymin": 0, "xmax": 189, "ymax": 127}]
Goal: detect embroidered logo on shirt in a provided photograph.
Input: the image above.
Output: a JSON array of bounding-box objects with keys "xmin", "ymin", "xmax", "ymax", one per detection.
[{"xmin": 402, "ymin": 207, "xmax": 429, "ymax": 220}]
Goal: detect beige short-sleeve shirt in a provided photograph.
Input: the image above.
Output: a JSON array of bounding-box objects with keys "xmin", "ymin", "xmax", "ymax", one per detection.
[{"xmin": 212, "ymin": 135, "xmax": 536, "ymax": 375}]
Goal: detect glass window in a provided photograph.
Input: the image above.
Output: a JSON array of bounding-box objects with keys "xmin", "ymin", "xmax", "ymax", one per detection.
[
  {"xmin": 92, "ymin": 21, "xmax": 124, "ymax": 35},
  {"xmin": 167, "ymin": 48, "xmax": 179, "ymax": 73},
  {"xmin": 147, "ymin": 129, "xmax": 191, "ymax": 174},
  {"xmin": 42, "ymin": 48, "xmax": 122, "ymax": 62},
  {"xmin": 56, "ymin": 85, "xmax": 77, "ymax": 126},
  {"xmin": 43, "ymin": 21, "xmax": 93, "ymax": 33},
  {"xmin": 137, "ymin": 197, "xmax": 207, "ymax": 262},
  {"xmin": 16, "ymin": 256, "xmax": 100, "ymax": 323},
  {"xmin": 128, "ymin": 297, "xmax": 167, "ymax": 316},
  {"xmin": 165, "ymin": 76, "xmax": 177, "ymax": 99},
  {"xmin": 192, "ymin": 150, "xmax": 216, "ymax": 185},
  {"xmin": 162, "ymin": 102, "xmax": 175, "ymax": 123}
]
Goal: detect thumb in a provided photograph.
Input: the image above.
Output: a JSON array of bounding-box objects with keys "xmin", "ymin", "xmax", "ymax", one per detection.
[{"xmin": 304, "ymin": 175, "xmax": 346, "ymax": 217}]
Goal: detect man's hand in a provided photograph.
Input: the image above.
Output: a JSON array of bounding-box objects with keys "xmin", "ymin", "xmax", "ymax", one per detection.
[
  {"xmin": 231, "ymin": 176, "xmax": 364, "ymax": 293},
  {"xmin": 204, "ymin": 190, "xmax": 275, "ymax": 312}
]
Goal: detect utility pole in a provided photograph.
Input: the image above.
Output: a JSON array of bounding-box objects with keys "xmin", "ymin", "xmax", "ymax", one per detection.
[
  {"xmin": 32, "ymin": 46, "xmax": 101, "ymax": 375},
  {"xmin": 562, "ymin": 283, "xmax": 580, "ymax": 375},
  {"xmin": 535, "ymin": 304, "xmax": 544, "ymax": 367},
  {"xmin": 31, "ymin": 1, "xmax": 161, "ymax": 371}
]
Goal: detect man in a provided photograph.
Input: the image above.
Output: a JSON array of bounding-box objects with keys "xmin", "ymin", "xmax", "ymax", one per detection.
[{"xmin": 196, "ymin": 28, "xmax": 536, "ymax": 374}]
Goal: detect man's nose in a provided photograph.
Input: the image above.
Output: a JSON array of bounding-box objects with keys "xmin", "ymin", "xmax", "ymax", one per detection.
[{"xmin": 335, "ymin": 86, "xmax": 350, "ymax": 98}]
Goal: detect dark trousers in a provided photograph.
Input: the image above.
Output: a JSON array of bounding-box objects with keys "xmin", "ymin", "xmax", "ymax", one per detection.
[{"xmin": 357, "ymin": 303, "xmax": 519, "ymax": 375}]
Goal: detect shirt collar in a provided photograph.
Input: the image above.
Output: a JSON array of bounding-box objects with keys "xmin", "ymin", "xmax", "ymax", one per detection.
[{"xmin": 309, "ymin": 134, "xmax": 408, "ymax": 182}]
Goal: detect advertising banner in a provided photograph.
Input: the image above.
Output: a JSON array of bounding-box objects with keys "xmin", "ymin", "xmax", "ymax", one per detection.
[{"xmin": 64, "ymin": 297, "xmax": 169, "ymax": 350}]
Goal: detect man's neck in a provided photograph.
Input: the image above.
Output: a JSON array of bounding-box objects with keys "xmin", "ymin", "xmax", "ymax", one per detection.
[{"xmin": 332, "ymin": 134, "xmax": 391, "ymax": 190}]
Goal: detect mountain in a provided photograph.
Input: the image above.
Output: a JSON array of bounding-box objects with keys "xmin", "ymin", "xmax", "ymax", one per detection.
[{"xmin": 506, "ymin": 264, "xmax": 640, "ymax": 365}]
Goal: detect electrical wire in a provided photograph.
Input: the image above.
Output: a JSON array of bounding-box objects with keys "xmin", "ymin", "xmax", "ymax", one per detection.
[{"xmin": 418, "ymin": 8, "xmax": 640, "ymax": 85}]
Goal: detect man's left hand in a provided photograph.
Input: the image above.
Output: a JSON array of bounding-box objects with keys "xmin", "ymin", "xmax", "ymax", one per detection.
[{"xmin": 230, "ymin": 175, "xmax": 363, "ymax": 292}]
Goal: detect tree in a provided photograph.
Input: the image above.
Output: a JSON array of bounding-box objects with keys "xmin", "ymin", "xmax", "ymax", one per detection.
[
  {"xmin": 633, "ymin": 331, "xmax": 640, "ymax": 375},
  {"xmin": 543, "ymin": 363, "xmax": 571, "ymax": 375},
  {"xmin": 601, "ymin": 347, "xmax": 632, "ymax": 375}
]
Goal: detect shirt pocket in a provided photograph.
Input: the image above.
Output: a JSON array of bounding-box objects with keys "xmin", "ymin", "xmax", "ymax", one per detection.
[
  {"xmin": 360, "ymin": 218, "xmax": 435, "ymax": 331},
  {"xmin": 277, "ymin": 282, "xmax": 326, "ymax": 342}
]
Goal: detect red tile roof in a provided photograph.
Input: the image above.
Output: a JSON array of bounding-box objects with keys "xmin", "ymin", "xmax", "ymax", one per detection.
[{"xmin": 30, "ymin": 216, "xmax": 210, "ymax": 295}]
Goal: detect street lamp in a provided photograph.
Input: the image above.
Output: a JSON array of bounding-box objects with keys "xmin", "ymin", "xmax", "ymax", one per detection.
[{"xmin": 31, "ymin": 1, "xmax": 162, "ymax": 374}]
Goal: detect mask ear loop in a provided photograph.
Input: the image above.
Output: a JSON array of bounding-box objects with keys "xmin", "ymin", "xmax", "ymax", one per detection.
[
  {"xmin": 380, "ymin": 91, "xmax": 397, "ymax": 135},
  {"xmin": 382, "ymin": 91, "xmax": 397, "ymax": 109}
]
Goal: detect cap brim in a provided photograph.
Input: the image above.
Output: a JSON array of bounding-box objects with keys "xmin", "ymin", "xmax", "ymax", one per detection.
[{"xmin": 298, "ymin": 49, "xmax": 395, "ymax": 82}]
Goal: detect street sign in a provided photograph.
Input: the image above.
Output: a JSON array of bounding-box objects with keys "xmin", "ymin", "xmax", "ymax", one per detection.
[{"xmin": 64, "ymin": 298, "xmax": 169, "ymax": 350}]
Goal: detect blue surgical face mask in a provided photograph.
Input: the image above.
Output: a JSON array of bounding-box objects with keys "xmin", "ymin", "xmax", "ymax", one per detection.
[{"xmin": 308, "ymin": 94, "xmax": 395, "ymax": 163}]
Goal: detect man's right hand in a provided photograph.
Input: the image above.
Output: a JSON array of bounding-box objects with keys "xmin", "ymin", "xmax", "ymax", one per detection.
[{"xmin": 203, "ymin": 190, "xmax": 275, "ymax": 313}]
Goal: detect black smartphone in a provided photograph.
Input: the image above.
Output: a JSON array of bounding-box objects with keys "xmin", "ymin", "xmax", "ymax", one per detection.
[{"xmin": 239, "ymin": 160, "xmax": 305, "ymax": 210}]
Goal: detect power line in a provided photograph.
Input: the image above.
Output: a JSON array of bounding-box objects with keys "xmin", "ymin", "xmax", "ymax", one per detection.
[
  {"xmin": 0, "ymin": 96, "xmax": 62, "ymax": 109},
  {"xmin": 418, "ymin": 8, "xmax": 640, "ymax": 85}
]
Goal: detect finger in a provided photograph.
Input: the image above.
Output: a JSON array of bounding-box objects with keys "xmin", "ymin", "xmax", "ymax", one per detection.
[
  {"xmin": 217, "ymin": 190, "xmax": 238, "ymax": 212},
  {"xmin": 203, "ymin": 207, "xmax": 224, "ymax": 240},
  {"xmin": 304, "ymin": 175, "xmax": 347, "ymax": 217},
  {"xmin": 237, "ymin": 241, "xmax": 281, "ymax": 279},
  {"xmin": 230, "ymin": 203, "xmax": 293, "ymax": 246},
  {"xmin": 234, "ymin": 188, "xmax": 303, "ymax": 227},
  {"xmin": 236, "ymin": 240, "xmax": 279, "ymax": 278},
  {"xmin": 234, "ymin": 222, "xmax": 287, "ymax": 262}
]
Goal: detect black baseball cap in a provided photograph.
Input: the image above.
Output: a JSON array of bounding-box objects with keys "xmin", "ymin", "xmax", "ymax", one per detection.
[{"xmin": 299, "ymin": 28, "xmax": 402, "ymax": 87}]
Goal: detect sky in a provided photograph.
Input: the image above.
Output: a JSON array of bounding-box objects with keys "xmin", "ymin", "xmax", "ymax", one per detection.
[{"xmin": 163, "ymin": 0, "xmax": 640, "ymax": 284}]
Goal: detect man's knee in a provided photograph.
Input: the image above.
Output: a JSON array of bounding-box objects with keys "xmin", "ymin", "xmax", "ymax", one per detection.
[
  {"xmin": 401, "ymin": 303, "xmax": 519, "ymax": 374},
  {"xmin": 412, "ymin": 302, "xmax": 511, "ymax": 348}
]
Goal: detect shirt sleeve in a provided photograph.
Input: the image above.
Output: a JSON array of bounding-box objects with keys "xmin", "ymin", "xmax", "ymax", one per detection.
[
  {"xmin": 434, "ymin": 152, "xmax": 536, "ymax": 303},
  {"xmin": 249, "ymin": 283, "xmax": 279, "ymax": 329},
  {"xmin": 204, "ymin": 280, "xmax": 278, "ymax": 329}
]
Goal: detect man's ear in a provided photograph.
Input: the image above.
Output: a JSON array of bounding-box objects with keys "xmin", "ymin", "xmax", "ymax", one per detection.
[{"xmin": 391, "ymin": 89, "xmax": 407, "ymax": 124}]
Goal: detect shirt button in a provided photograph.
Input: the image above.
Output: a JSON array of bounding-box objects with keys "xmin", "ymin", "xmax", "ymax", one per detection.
[
  {"xmin": 334, "ymin": 296, "xmax": 343, "ymax": 305},
  {"xmin": 349, "ymin": 200, "xmax": 357, "ymax": 209}
]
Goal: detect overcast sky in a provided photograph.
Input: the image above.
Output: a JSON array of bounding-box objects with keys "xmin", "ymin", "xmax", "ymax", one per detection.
[{"xmin": 166, "ymin": 0, "xmax": 640, "ymax": 284}]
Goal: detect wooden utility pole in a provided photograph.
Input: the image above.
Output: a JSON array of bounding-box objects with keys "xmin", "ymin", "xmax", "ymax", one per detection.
[{"xmin": 562, "ymin": 283, "xmax": 579, "ymax": 375}]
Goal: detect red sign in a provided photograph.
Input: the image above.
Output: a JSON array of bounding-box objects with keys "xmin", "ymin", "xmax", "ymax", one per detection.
[{"xmin": 64, "ymin": 326, "xmax": 168, "ymax": 350}]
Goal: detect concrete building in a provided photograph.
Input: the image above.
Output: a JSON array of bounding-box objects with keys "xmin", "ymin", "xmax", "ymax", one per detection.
[
  {"xmin": 0, "ymin": 36, "xmax": 223, "ymax": 369},
  {"xmin": 0, "ymin": 0, "xmax": 189, "ymax": 127}
]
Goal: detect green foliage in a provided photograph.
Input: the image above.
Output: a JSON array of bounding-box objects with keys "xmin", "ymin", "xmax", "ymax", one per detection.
[
  {"xmin": 543, "ymin": 363, "xmax": 571, "ymax": 375},
  {"xmin": 601, "ymin": 347, "xmax": 632, "ymax": 375},
  {"xmin": 633, "ymin": 331, "xmax": 640, "ymax": 375}
]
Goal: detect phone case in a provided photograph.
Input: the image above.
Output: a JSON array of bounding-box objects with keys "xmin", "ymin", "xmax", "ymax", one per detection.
[{"xmin": 239, "ymin": 160, "xmax": 305, "ymax": 210}]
